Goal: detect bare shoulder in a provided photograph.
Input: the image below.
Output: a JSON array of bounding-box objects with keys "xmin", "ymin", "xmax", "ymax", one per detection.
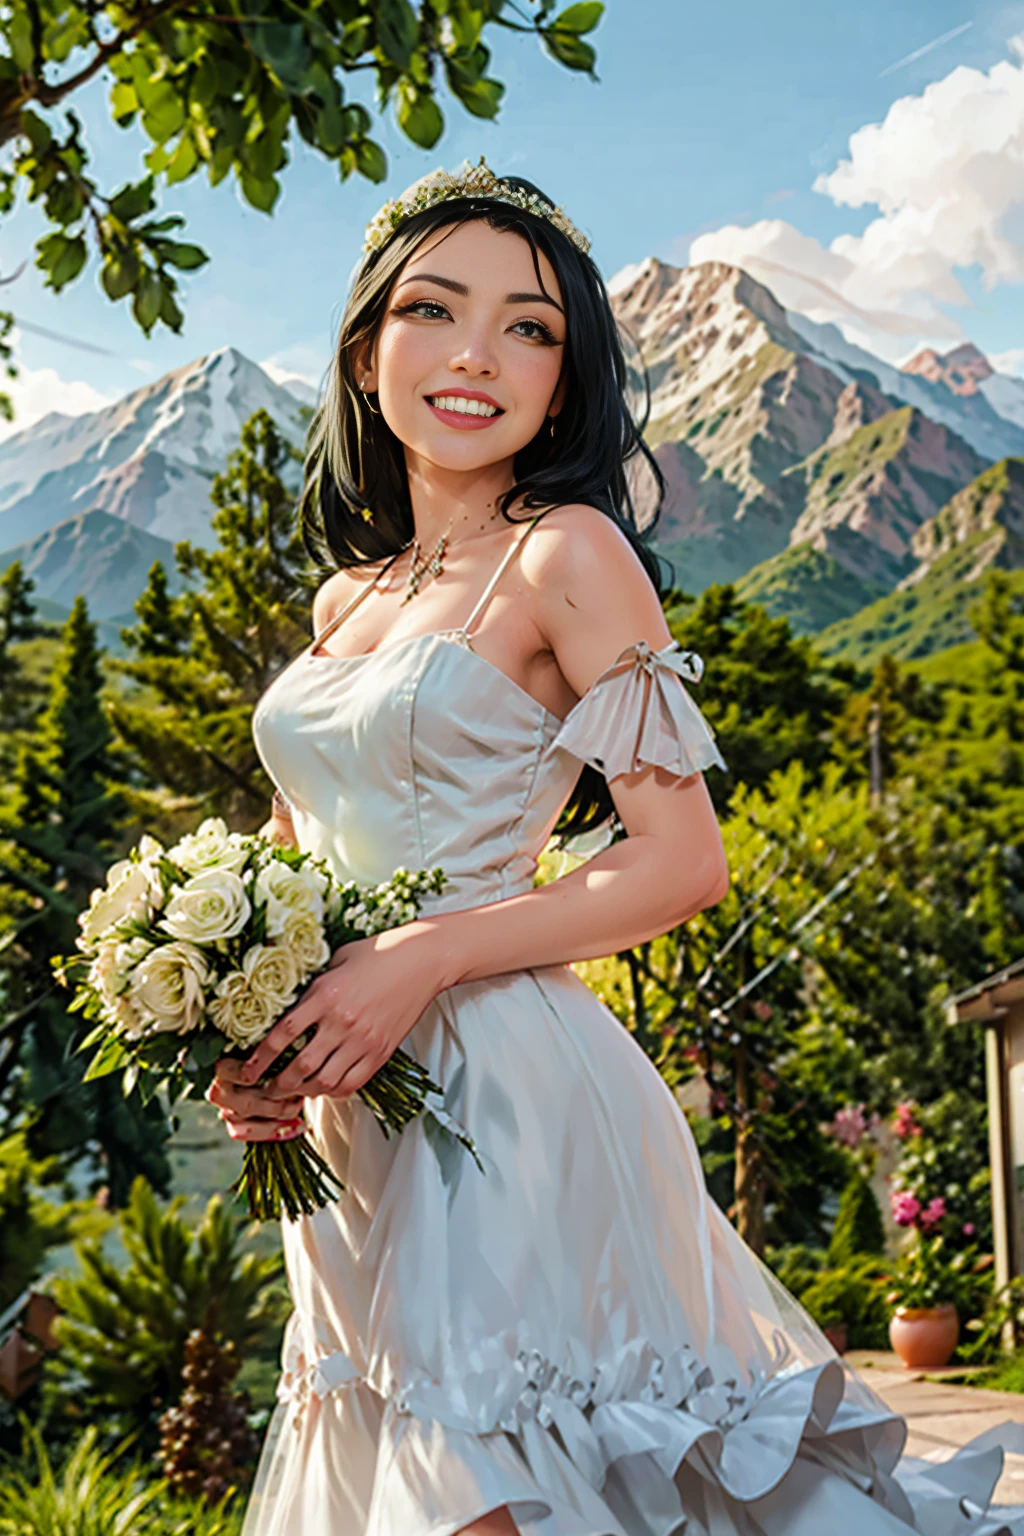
[
  {"xmin": 521, "ymin": 505, "xmax": 670, "ymax": 688},
  {"xmin": 310, "ymin": 563, "xmax": 381, "ymax": 637}
]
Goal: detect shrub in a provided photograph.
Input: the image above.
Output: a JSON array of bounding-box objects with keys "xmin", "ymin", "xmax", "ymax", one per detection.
[
  {"xmin": 828, "ymin": 1171, "xmax": 885, "ymax": 1267},
  {"xmin": 47, "ymin": 1177, "xmax": 285, "ymax": 1448},
  {"xmin": 797, "ymin": 1257, "xmax": 892, "ymax": 1349}
]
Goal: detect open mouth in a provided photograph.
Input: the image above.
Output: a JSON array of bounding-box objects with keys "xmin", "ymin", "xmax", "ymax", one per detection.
[{"xmin": 425, "ymin": 394, "xmax": 504, "ymax": 427}]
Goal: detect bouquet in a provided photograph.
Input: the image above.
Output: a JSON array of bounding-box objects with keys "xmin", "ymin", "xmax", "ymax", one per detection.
[{"xmin": 52, "ymin": 817, "xmax": 481, "ymax": 1221}]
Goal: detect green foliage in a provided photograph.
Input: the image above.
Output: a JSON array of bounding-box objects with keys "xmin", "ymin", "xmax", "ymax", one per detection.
[
  {"xmin": 0, "ymin": 596, "xmax": 172, "ymax": 1202},
  {"xmin": 827, "ymin": 1171, "xmax": 885, "ymax": 1267},
  {"xmin": 798, "ymin": 1257, "xmax": 891, "ymax": 1347},
  {"xmin": 0, "ymin": 1421, "xmax": 243, "ymax": 1535},
  {"xmin": 0, "ymin": 0, "xmax": 605, "ymax": 342},
  {"xmin": 108, "ymin": 410, "xmax": 315, "ymax": 838},
  {"xmin": 735, "ymin": 545, "xmax": 888, "ymax": 638},
  {"xmin": 889, "ymin": 1091, "xmax": 993, "ymax": 1253},
  {"xmin": 0, "ymin": 1133, "xmax": 107, "ymax": 1313},
  {"xmin": 47, "ymin": 1178, "xmax": 285, "ymax": 1449},
  {"xmin": 887, "ymin": 1232, "xmax": 983, "ymax": 1312}
]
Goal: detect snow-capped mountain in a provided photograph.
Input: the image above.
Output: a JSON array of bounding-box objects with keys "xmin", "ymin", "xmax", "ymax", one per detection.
[{"xmin": 0, "ymin": 346, "xmax": 312, "ymax": 553}]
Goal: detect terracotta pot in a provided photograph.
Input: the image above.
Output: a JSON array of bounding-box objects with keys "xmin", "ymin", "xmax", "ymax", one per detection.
[
  {"xmin": 823, "ymin": 1322, "xmax": 848, "ymax": 1355},
  {"xmin": 888, "ymin": 1303, "xmax": 959, "ymax": 1369}
]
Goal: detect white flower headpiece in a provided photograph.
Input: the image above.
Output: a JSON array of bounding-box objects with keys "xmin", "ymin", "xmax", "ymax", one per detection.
[{"xmin": 362, "ymin": 155, "xmax": 591, "ymax": 257}]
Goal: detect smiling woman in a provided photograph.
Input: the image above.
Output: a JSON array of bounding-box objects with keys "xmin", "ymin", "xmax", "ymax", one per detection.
[{"xmin": 223, "ymin": 159, "xmax": 1021, "ymax": 1536}]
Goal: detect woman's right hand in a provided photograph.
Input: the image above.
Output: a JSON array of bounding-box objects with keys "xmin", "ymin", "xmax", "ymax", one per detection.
[{"xmin": 206, "ymin": 1065, "xmax": 307, "ymax": 1142}]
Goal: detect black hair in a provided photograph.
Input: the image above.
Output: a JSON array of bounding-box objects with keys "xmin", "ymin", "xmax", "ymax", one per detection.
[{"xmin": 297, "ymin": 174, "xmax": 672, "ymax": 843}]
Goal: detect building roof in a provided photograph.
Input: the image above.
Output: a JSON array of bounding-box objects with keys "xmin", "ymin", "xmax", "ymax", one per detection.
[{"xmin": 946, "ymin": 955, "xmax": 1024, "ymax": 1024}]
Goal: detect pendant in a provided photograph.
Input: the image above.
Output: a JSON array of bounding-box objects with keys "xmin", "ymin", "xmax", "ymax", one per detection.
[{"xmin": 401, "ymin": 530, "xmax": 449, "ymax": 604}]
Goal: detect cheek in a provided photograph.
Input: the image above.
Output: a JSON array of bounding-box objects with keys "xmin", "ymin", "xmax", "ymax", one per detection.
[
  {"xmin": 377, "ymin": 326, "xmax": 438, "ymax": 394},
  {"xmin": 508, "ymin": 348, "xmax": 563, "ymax": 417}
]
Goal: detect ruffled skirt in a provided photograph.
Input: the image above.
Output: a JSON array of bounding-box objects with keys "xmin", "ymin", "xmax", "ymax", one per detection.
[{"xmin": 240, "ymin": 964, "xmax": 1024, "ymax": 1535}]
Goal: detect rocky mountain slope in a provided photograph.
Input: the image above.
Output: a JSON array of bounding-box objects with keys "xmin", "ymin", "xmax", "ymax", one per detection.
[
  {"xmin": 0, "ymin": 507, "xmax": 181, "ymax": 623},
  {"xmin": 0, "ymin": 347, "xmax": 309, "ymax": 554},
  {"xmin": 814, "ymin": 457, "xmax": 1024, "ymax": 663},
  {"xmin": 609, "ymin": 260, "xmax": 1022, "ymax": 597}
]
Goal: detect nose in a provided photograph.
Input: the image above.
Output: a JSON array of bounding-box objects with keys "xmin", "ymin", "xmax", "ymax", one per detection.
[{"xmin": 448, "ymin": 319, "xmax": 498, "ymax": 380}]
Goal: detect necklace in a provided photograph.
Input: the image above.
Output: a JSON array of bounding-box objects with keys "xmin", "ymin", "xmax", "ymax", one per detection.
[
  {"xmin": 399, "ymin": 510, "xmax": 503, "ymax": 604},
  {"xmin": 401, "ymin": 517, "xmax": 454, "ymax": 605}
]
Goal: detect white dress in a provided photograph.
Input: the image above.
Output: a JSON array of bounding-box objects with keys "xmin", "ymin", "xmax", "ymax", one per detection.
[{"xmin": 244, "ymin": 515, "xmax": 1023, "ymax": 1535}]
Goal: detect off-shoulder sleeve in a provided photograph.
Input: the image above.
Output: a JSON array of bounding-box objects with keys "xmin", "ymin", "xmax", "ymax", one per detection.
[{"xmin": 551, "ymin": 638, "xmax": 727, "ymax": 782}]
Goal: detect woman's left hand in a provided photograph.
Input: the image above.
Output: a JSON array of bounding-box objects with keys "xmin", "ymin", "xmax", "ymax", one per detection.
[{"xmin": 224, "ymin": 923, "xmax": 446, "ymax": 1101}]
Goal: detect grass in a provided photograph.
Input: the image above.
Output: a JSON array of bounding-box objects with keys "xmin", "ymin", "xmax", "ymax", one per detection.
[{"xmin": 736, "ymin": 544, "xmax": 889, "ymax": 635}]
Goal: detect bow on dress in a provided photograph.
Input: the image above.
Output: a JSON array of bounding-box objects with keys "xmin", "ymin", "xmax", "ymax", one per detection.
[{"xmin": 550, "ymin": 638, "xmax": 727, "ymax": 783}]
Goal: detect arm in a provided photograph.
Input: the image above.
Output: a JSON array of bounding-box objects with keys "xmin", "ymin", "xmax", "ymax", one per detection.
[{"xmin": 231, "ymin": 506, "xmax": 729, "ymax": 1100}]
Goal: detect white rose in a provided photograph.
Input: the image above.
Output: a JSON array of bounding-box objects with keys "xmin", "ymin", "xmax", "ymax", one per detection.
[
  {"xmin": 138, "ymin": 833, "xmax": 164, "ymax": 862},
  {"xmin": 242, "ymin": 943, "xmax": 301, "ymax": 1015},
  {"xmin": 255, "ymin": 861, "xmax": 326, "ymax": 938},
  {"xmin": 159, "ymin": 869, "xmax": 251, "ymax": 943},
  {"xmin": 79, "ymin": 861, "xmax": 154, "ymax": 947},
  {"xmin": 167, "ymin": 817, "xmax": 249, "ymax": 877},
  {"xmin": 128, "ymin": 941, "xmax": 211, "ymax": 1035},
  {"xmin": 279, "ymin": 911, "xmax": 330, "ymax": 976},
  {"xmin": 209, "ymin": 971, "xmax": 273, "ymax": 1049}
]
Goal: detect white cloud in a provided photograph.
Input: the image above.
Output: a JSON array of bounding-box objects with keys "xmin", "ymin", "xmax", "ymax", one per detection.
[
  {"xmin": 689, "ymin": 33, "xmax": 1024, "ymax": 362},
  {"xmin": 991, "ymin": 346, "xmax": 1024, "ymax": 376},
  {"xmin": 259, "ymin": 343, "xmax": 327, "ymax": 391},
  {"xmin": 0, "ymin": 348, "xmax": 115, "ymax": 442}
]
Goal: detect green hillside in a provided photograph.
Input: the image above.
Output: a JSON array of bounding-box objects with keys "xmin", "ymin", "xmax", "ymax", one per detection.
[{"xmin": 735, "ymin": 544, "xmax": 887, "ymax": 635}]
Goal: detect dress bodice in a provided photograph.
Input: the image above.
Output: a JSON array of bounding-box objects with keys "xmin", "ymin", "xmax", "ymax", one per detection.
[{"xmin": 252, "ymin": 515, "xmax": 726, "ymax": 916}]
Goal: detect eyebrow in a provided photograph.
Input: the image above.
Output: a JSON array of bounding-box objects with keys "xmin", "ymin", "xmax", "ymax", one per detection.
[{"xmin": 395, "ymin": 272, "xmax": 564, "ymax": 312}]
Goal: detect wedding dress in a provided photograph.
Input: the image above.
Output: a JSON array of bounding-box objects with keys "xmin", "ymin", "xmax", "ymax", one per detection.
[{"xmin": 244, "ymin": 513, "xmax": 1023, "ymax": 1535}]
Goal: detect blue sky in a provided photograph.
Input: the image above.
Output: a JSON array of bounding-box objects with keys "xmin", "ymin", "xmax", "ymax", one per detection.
[{"xmin": 4, "ymin": 0, "xmax": 1024, "ymax": 429}]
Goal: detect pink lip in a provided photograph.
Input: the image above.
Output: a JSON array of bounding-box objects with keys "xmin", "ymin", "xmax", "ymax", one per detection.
[{"xmin": 425, "ymin": 390, "xmax": 505, "ymax": 430}]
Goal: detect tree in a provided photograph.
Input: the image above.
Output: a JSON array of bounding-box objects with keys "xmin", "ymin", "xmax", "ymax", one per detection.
[
  {"xmin": 48, "ymin": 1178, "xmax": 284, "ymax": 1450},
  {"xmin": 0, "ymin": 0, "xmax": 605, "ymax": 343},
  {"xmin": 0, "ymin": 595, "xmax": 171, "ymax": 1203},
  {"xmin": 108, "ymin": 408, "xmax": 313, "ymax": 836},
  {"xmin": 0, "ymin": 561, "xmax": 49, "ymax": 776}
]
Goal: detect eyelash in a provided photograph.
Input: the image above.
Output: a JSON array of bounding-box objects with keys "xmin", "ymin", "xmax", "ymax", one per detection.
[{"xmin": 395, "ymin": 298, "xmax": 558, "ymax": 346}]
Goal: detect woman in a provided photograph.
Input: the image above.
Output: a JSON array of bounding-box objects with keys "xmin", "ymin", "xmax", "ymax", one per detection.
[{"xmin": 216, "ymin": 160, "xmax": 1019, "ymax": 1535}]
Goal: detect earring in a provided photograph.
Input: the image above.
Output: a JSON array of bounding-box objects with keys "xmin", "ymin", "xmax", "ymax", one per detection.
[
  {"xmin": 361, "ymin": 386, "xmax": 381, "ymax": 416},
  {"xmin": 548, "ymin": 416, "xmax": 555, "ymax": 438}
]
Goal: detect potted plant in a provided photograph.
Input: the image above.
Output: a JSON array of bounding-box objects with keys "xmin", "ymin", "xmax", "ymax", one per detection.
[{"xmin": 886, "ymin": 1221, "xmax": 976, "ymax": 1369}]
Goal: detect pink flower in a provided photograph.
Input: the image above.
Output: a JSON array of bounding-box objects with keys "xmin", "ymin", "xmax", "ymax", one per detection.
[
  {"xmin": 892, "ymin": 1101, "xmax": 921, "ymax": 1140},
  {"xmin": 963, "ymin": 1222, "xmax": 976, "ymax": 1237},
  {"xmin": 891, "ymin": 1191, "xmax": 921, "ymax": 1227},
  {"xmin": 919, "ymin": 1197, "xmax": 946, "ymax": 1233},
  {"xmin": 752, "ymin": 1001, "xmax": 773, "ymax": 1022},
  {"xmin": 832, "ymin": 1104, "xmax": 869, "ymax": 1148}
]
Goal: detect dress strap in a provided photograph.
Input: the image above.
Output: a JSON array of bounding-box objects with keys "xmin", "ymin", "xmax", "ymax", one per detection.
[
  {"xmin": 308, "ymin": 550, "xmax": 404, "ymax": 655},
  {"xmin": 461, "ymin": 514, "xmax": 545, "ymax": 641}
]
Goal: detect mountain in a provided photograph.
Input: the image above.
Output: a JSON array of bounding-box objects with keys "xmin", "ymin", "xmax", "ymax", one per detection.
[
  {"xmin": 0, "ymin": 346, "xmax": 309, "ymax": 554},
  {"xmin": 901, "ymin": 343, "xmax": 993, "ymax": 397},
  {"xmin": 0, "ymin": 507, "xmax": 183, "ymax": 623},
  {"xmin": 609, "ymin": 259, "xmax": 998, "ymax": 596},
  {"xmin": 814, "ymin": 457, "xmax": 1024, "ymax": 664}
]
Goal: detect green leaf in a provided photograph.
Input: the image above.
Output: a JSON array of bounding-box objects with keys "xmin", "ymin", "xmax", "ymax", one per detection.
[
  {"xmin": 164, "ymin": 134, "xmax": 197, "ymax": 189},
  {"xmin": 396, "ymin": 84, "xmax": 444, "ymax": 149},
  {"xmin": 551, "ymin": 1, "xmax": 603, "ymax": 33},
  {"xmin": 132, "ymin": 271, "xmax": 162, "ymax": 334},
  {"xmin": 445, "ymin": 68, "xmax": 503, "ymax": 120},
  {"xmin": 83, "ymin": 1035, "xmax": 132, "ymax": 1082},
  {"xmin": 110, "ymin": 81, "xmax": 139, "ymax": 127},
  {"xmin": 354, "ymin": 138, "xmax": 387, "ymax": 183},
  {"xmin": 542, "ymin": 30, "xmax": 597, "ymax": 73},
  {"xmin": 108, "ymin": 176, "xmax": 156, "ymax": 224},
  {"xmin": 9, "ymin": 9, "xmax": 34, "ymax": 72},
  {"xmin": 243, "ymin": 21, "xmax": 312, "ymax": 90},
  {"xmin": 160, "ymin": 240, "xmax": 209, "ymax": 272},
  {"xmin": 20, "ymin": 112, "xmax": 52, "ymax": 155},
  {"xmin": 41, "ymin": 233, "xmax": 87, "ymax": 291},
  {"xmin": 158, "ymin": 284, "xmax": 184, "ymax": 333},
  {"xmin": 100, "ymin": 249, "xmax": 141, "ymax": 302},
  {"xmin": 377, "ymin": 0, "xmax": 419, "ymax": 69},
  {"xmin": 238, "ymin": 168, "xmax": 280, "ymax": 213}
]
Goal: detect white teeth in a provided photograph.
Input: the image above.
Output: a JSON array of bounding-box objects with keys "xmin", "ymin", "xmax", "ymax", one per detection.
[{"xmin": 429, "ymin": 395, "xmax": 497, "ymax": 417}]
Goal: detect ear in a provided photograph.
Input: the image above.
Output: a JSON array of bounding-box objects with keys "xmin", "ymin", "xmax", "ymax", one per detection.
[
  {"xmin": 352, "ymin": 340, "xmax": 378, "ymax": 393},
  {"xmin": 548, "ymin": 372, "xmax": 568, "ymax": 419}
]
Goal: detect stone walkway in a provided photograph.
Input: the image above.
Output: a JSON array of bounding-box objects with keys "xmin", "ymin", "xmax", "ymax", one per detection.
[{"xmin": 845, "ymin": 1350, "xmax": 1024, "ymax": 1506}]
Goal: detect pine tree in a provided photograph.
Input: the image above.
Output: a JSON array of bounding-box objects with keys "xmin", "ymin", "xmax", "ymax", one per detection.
[
  {"xmin": 0, "ymin": 596, "xmax": 171, "ymax": 1203},
  {"xmin": 108, "ymin": 409, "xmax": 315, "ymax": 842},
  {"xmin": 0, "ymin": 561, "xmax": 48, "ymax": 770}
]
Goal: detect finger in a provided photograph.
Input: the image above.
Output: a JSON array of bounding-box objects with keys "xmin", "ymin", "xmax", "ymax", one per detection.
[
  {"xmin": 209, "ymin": 1080, "xmax": 305, "ymax": 1118},
  {"xmin": 269, "ymin": 1030, "xmax": 340, "ymax": 1096},
  {"xmin": 320, "ymin": 1048, "xmax": 378, "ymax": 1101},
  {"xmin": 213, "ymin": 1056, "xmax": 250, "ymax": 1082},
  {"xmin": 239, "ymin": 997, "xmax": 322, "ymax": 1084},
  {"xmin": 222, "ymin": 1115, "xmax": 307, "ymax": 1143}
]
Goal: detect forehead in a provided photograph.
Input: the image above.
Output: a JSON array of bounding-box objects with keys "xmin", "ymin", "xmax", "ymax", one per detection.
[{"xmin": 397, "ymin": 218, "xmax": 562, "ymax": 301}]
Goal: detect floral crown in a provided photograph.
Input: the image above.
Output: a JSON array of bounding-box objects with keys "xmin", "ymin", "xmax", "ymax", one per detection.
[{"xmin": 362, "ymin": 155, "xmax": 591, "ymax": 257}]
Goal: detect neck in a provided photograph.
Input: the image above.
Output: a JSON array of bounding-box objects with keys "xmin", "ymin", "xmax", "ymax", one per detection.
[{"xmin": 403, "ymin": 447, "xmax": 519, "ymax": 548}]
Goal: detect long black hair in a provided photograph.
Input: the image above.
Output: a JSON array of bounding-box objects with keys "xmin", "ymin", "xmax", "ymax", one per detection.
[{"xmin": 298, "ymin": 174, "xmax": 672, "ymax": 843}]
